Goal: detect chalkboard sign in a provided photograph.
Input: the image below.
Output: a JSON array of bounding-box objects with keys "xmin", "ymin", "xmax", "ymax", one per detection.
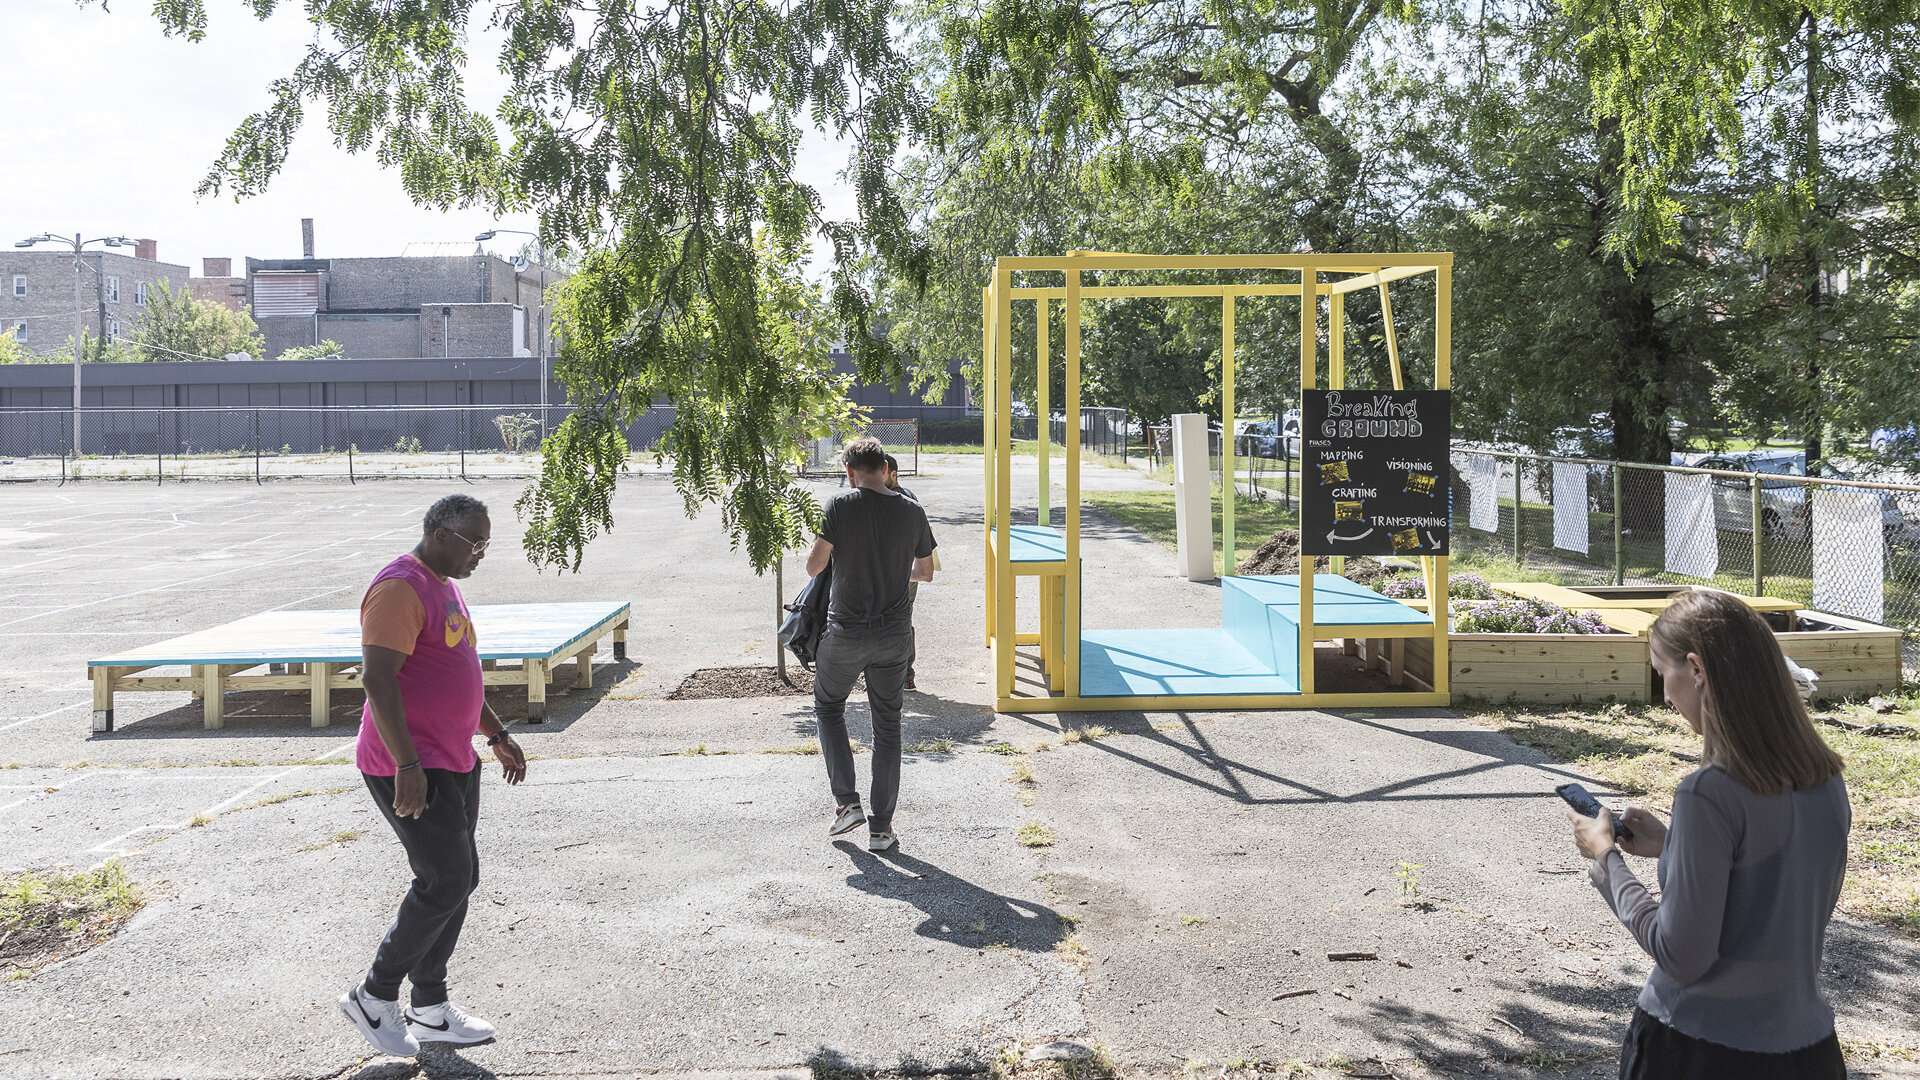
[{"xmin": 1299, "ymin": 389, "xmax": 1451, "ymax": 556}]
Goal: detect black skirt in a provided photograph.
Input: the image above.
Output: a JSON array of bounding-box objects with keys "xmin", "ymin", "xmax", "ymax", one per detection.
[{"xmin": 1621, "ymin": 1006, "xmax": 1844, "ymax": 1080}]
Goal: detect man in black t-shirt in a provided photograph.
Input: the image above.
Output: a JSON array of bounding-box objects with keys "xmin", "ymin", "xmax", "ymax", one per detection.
[{"xmin": 804, "ymin": 437, "xmax": 936, "ymax": 851}]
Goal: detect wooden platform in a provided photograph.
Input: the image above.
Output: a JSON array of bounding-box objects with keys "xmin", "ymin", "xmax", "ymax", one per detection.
[{"xmin": 87, "ymin": 602, "xmax": 631, "ymax": 732}]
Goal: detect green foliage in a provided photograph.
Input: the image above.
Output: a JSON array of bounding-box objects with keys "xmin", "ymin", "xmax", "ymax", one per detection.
[
  {"xmin": 148, "ymin": 0, "xmax": 936, "ymax": 573},
  {"xmin": 128, "ymin": 280, "xmax": 266, "ymax": 362},
  {"xmin": 493, "ymin": 413, "xmax": 540, "ymax": 453},
  {"xmin": 276, "ymin": 340, "xmax": 348, "ymax": 362}
]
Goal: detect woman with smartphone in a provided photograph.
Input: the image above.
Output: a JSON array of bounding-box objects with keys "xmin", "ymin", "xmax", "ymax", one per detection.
[{"xmin": 1565, "ymin": 588, "xmax": 1849, "ymax": 1080}]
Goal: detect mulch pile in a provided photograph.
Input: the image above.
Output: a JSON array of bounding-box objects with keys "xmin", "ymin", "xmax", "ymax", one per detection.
[
  {"xmin": 1236, "ymin": 529, "xmax": 1412, "ymax": 590},
  {"xmin": 668, "ymin": 665, "xmax": 813, "ymax": 700}
]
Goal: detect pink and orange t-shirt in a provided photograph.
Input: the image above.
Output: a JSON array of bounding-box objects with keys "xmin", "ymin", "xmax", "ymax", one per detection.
[{"xmin": 354, "ymin": 553, "xmax": 485, "ymax": 776}]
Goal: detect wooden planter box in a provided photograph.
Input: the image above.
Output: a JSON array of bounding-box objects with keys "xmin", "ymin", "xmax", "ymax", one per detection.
[
  {"xmin": 1774, "ymin": 610, "xmax": 1904, "ymax": 700},
  {"xmin": 1403, "ymin": 631, "xmax": 1652, "ymax": 705}
]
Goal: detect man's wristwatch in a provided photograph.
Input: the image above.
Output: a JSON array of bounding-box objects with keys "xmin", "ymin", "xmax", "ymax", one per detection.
[{"xmin": 486, "ymin": 731, "xmax": 508, "ymax": 747}]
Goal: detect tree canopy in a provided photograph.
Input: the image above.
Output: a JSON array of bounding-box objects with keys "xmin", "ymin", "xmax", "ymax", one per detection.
[{"xmin": 138, "ymin": 0, "xmax": 1920, "ymax": 567}]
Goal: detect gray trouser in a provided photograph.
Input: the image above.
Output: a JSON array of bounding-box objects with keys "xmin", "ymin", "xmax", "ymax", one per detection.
[
  {"xmin": 362, "ymin": 761, "xmax": 482, "ymax": 1007},
  {"xmin": 813, "ymin": 618, "xmax": 913, "ymax": 832}
]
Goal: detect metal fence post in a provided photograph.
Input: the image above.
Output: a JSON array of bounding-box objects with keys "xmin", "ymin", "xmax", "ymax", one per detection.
[
  {"xmin": 253, "ymin": 409, "xmax": 261, "ymax": 485},
  {"xmin": 1751, "ymin": 474, "xmax": 1764, "ymax": 597},
  {"xmin": 460, "ymin": 409, "xmax": 468, "ymax": 483},
  {"xmin": 156, "ymin": 407, "xmax": 163, "ymax": 486},
  {"xmin": 1612, "ymin": 464, "xmax": 1624, "ymax": 585},
  {"xmin": 346, "ymin": 410, "xmax": 355, "ymax": 485},
  {"xmin": 1512, "ymin": 453, "xmax": 1523, "ymax": 561}
]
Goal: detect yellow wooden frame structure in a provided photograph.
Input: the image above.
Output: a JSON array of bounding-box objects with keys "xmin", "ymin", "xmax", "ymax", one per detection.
[{"xmin": 982, "ymin": 251, "xmax": 1455, "ymax": 712}]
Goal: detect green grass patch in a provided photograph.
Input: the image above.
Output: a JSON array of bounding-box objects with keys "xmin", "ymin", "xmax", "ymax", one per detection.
[
  {"xmin": 1471, "ymin": 699, "xmax": 1920, "ymax": 936},
  {"xmin": 2, "ymin": 862, "xmax": 145, "ymax": 977},
  {"xmin": 1082, "ymin": 487, "xmax": 1301, "ymax": 572}
]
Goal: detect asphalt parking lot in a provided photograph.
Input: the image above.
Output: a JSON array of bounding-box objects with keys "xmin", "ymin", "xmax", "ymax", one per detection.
[{"xmin": 4, "ymin": 460, "xmax": 1917, "ymax": 1079}]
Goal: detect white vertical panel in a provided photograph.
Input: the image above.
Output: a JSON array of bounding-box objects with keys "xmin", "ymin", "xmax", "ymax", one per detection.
[
  {"xmin": 1813, "ymin": 488, "xmax": 1885, "ymax": 622},
  {"xmin": 1552, "ymin": 461, "xmax": 1590, "ymax": 554},
  {"xmin": 1664, "ymin": 473, "xmax": 1719, "ymax": 579},
  {"xmin": 1468, "ymin": 455, "xmax": 1498, "ymax": 533}
]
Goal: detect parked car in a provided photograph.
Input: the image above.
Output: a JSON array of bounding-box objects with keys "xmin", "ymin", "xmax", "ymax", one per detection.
[
  {"xmin": 1871, "ymin": 425, "xmax": 1918, "ymax": 456},
  {"xmin": 1684, "ymin": 451, "xmax": 1911, "ymax": 544},
  {"xmin": 1236, "ymin": 413, "xmax": 1303, "ymax": 459},
  {"xmin": 1009, "ymin": 401, "xmax": 1034, "ymax": 419}
]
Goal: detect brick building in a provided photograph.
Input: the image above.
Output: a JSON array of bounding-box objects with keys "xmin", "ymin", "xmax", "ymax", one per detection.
[
  {"xmin": 2, "ymin": 239, "xmax": 188, "ymax": 354},
  {"xmin": 187, "ymin": 258, "xmax": 247, "ymax": 312},
  {"xmin": 244, "ymin": 222, "xmax": 561, "ymax": 361}
]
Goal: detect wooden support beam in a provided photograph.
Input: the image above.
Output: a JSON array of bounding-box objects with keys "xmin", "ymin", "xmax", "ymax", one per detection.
[
  {"xmin": 613, "ymin": 621, "xmax": 628, "ymax": 661},
  {"xmin": 574, "ymin": 642, "xmax": 596, "ymax": 689},
  {"xmin": 309, "ymin": 662, "xmax": 331, "ymax": 727},
  {"xmin": 91, "ymin": 668, "xmax": 114, "ymax": 733},
  {"xmin": 526, "ymin": 659, "xmax": 548, "ymax": 722},
  {"xmin": 201, "ymin": 665, "xmax": 225, "ymax": 730}
]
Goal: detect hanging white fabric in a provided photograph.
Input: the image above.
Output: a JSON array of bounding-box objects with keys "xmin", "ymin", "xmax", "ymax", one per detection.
[
  {"xmin": 1812, "ymin": 488, "xmax": 1885, "ymax": 623},
  {"xmin": 1664, "ymin": 473, "xmax": 1718, "ymax": 579},
  {"xmin": 1552, "ymin": 462, "xmax": 1590, "ymax": 554},
  {"xmin": 1468, "ymin": 455, "xmax": 1498, "ymax": 533}
]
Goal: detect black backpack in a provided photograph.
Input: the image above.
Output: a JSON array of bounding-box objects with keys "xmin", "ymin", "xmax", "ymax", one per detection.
[{"xmin": 778, "ymin": 561, "xmax": 833, "ymax": 669}]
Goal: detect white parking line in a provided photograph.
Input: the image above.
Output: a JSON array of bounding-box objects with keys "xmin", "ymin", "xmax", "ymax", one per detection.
[
  {"xmin": 0, "ymin": 701, "xmax": 84, "ymax": 735},
  {"xmin": 85, "ymin": 737, "xmax": 359, "ymax": 862}
]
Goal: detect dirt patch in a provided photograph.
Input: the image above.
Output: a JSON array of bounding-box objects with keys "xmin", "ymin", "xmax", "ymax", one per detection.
[
  {"xmin": 668, "ymin": 665, "xmax": 814, "ymax": 700},
  {"xmin": 2, "ymin": 864, "xmax": 145, "ymax": 978},
  {"xmin": 1238, "ymin": 529, "xmax": 1413, "ymax": 590}
]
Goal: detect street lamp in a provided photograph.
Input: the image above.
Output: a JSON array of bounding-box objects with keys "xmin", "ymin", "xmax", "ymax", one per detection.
[
  {"xmin": 474, "ymin": 228, "xmax": 551, "ymax": 441},
  {"xmin": 14, "ymin": 231, "xmax": 137, "ymax": 458}
]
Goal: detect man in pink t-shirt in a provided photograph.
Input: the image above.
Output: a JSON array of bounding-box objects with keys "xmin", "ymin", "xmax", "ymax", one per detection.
[{"xmin": 337, "ymin": 494, "xmax": 527, "ymax": 1059}]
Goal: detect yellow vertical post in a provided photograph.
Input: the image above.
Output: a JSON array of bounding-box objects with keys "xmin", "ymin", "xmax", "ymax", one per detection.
[
  {"xmin": 994, "ymin": 267, "xmax": 1016, "ymax": 699},
  {"xmin": 1432, "ymin": 262, "xmax": 1452, "ymax": 698},
  {"xmin": 1378, "ymin": 283, "xmax": 1403, "ymax": 391},
  {"xmin": 1221, "ymin": 294, "xmax": 1236, "ymax": 577},
  {"xmin": 1330, "ymin": 292, "xmax": 1348, "ymax": 575},
  {"xmin": 1064, "ymin": 261, "xmax": 1083, "ymax": 699},
  {"xmin": 982, "ymin": 286, "xmax": 995, "ymax": 648},
  {"xmin": 1298, "ymin": 269, "xmax": 1317, "ymax": 696},
  {"xmin": 1038, "ymin": 299, "xmax": 1050, "ymax": 527}
]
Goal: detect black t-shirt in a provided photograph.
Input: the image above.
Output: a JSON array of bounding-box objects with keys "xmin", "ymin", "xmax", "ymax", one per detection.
[{"xmin": 819, "ymin": 487, "xmax": 936, "ymax": 623}]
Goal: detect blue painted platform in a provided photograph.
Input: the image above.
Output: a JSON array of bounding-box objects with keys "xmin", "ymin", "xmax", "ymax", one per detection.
[
  {"xmin": 1008, "ymin": 524, "xmax": 1067, "ymax": 563},
  {"xmin": 1080, "ymin": 629, "xmax": 1302, "ymax": 697},
  {"xmin": 1076, "ymin": 575, "xmax": 1428, "ymax": 698}
]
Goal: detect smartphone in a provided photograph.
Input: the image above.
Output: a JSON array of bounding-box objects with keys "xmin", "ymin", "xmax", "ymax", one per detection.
[{"xmin": 1555, "ymin": 782, "xmax": 1633, "ymax": 841}]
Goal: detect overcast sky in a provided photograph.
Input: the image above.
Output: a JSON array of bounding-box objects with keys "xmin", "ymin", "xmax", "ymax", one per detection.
[{"xmin": 0, "ymin": 2, "xmax": 854, "ymax": 273}]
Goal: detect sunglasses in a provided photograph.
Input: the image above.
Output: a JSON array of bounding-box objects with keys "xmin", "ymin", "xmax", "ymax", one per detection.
[{"xmin": 445, "ymin": 528, "xmax": 491, "ymax": 554}]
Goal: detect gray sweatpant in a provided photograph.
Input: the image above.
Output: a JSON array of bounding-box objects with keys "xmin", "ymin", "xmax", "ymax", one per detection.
[{"xmin": 813, "ymin": 618, "xmax": 913, "ymax": 832}]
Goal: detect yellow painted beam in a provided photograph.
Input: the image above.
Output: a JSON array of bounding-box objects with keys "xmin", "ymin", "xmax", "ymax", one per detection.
[
  {"xmin": 1433, "ymin": 259, "xmax": 1452, "ymax": 695},
  {"xmin": 1064, "ymin": 259, "xmax": 1083, "ymax": 699},
  {"xmin": 1380, "ymin": 283, "xmax": 1403, "ymax": 391},
  {"xmin": 1006, "ymin": 285, "xmax": 1317, "ymax": 300},
  {"xmin": 997, "ymin": 253, "xmax": 1453, "ymax": 272},
  {"xmin": 1329, "ymin": 291, "xmax": 1345, "ymax": 578},
  {"xmin": 1299, "ymin": 267, "xmax": 1317, "ymax": 697},
  {"xmin": 1222, "ymin": 294, "xmax": 1236, "ymax": 578},
  {"xmin": 995, "ymin": 691, "xmax": 1453, "ymax": 713},
  {"xmin": 1324, "ymin": 264, "xmax": 1438, "ymax": 295},
  {"xmin": 982, "ymin": 286, "xmax": 995, "ymax": 648},
  {"xmin": 995, "ymin": 271, "xmax": 1015, "ymax": 696},
  {"xmin": 1038, "ymin": 298, "xmax": 1050, "ymax": 526}
]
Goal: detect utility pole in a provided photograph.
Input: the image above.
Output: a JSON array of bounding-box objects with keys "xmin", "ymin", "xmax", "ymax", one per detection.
[{"xmin": 13, "ymin": 231, "xmax": 135, "ymax": 458}]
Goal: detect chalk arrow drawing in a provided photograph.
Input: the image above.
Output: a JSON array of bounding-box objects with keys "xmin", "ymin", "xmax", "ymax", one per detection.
[
  {"xmin": 1425, "ymin": 529, "xmax": 1443, "ymax": 548},
  {"xmin": 1327, "ymin": 527, "xmax": 1376, "ymax": 545}
]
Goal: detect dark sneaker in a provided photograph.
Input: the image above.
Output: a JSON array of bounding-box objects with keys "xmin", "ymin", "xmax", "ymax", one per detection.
[
  {"xmin": 868, "ymin": 831, "xmax": 897, "ymax": 851},
  {"xmin": 830, "ymin": 803, "xmax": 866, "ymax": 836},
  {"xmin": 339, "ymin": 983, "xmax": 419, "ymax": 1057}
]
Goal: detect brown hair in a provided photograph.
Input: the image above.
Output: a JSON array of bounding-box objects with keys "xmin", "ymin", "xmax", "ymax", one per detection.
[
  {"xmin": 1649, "ymin": 589, "xmax": 1843, "ymax": 795},
  {"xmin": 843, "ymin": 436, "xmax": 886, "ymax": 475}
]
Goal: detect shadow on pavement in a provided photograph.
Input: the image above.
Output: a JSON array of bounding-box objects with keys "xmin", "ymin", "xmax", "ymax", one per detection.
[{"xmin": 834, "ymin": 842, "xmax": 1065, "ymax": 953}]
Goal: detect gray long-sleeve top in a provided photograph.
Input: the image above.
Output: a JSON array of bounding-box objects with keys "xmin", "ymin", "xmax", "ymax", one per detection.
[{"xmin": 1588, "ymin": 765, "xmax": 1849, "ymax": 1053}]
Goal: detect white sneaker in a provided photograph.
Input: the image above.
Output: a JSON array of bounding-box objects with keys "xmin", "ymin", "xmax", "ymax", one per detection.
[
  {"xmin": 868, "ymin": 831, "xmax": 897, "ymax": 851},
  {"xmin": 338, "ymin": 984, "xmax": 420, "ymax": 1057},
  {"xmin": 406, "ymin": 999, "xmax": 497, "ymax": 1044},
  {"xmin": 830, "ymin": 803, "xmax": 866, "ymax": 836}
]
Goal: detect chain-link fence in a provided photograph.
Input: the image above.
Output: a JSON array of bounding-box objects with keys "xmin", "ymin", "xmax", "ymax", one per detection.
[
  {"xmin": 800, "ymin": 419, "xmax": 922, "ymax": 477},
  {"xmin": 0, "ymin": 406, "xmax": 678, "ymax": 482},
  {"xmin": 1450, "ymin": 448, "xmax": 1920, "ymax": 676}
]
